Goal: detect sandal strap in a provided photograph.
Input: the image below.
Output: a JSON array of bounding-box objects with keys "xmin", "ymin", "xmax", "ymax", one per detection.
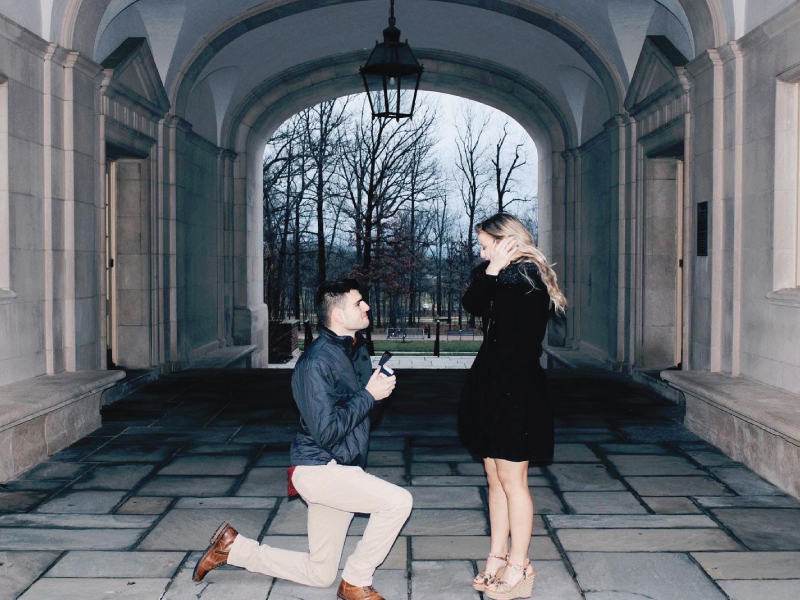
[
  {"xmin": 488, "ymin": 553, "xmax": 509, "ymax": 561},
  {"xmin": 505, "ymin": 560, "xmax": 532, "ymax": 577}
]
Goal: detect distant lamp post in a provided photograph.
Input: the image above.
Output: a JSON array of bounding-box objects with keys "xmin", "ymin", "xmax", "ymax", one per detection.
[{"xmin": 360, "ymin": 0, "xmax": 423, "ymax": 120}]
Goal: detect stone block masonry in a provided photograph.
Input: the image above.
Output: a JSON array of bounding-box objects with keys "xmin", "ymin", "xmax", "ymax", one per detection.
[{"xmin": 0, "ymin": 370, "xmax": 124, "ymax": 482}]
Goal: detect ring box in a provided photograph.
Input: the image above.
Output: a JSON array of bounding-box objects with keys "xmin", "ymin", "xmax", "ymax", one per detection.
[{"xmin": 379, "ymin": 350, "xmax": 393, "ymax": 376}]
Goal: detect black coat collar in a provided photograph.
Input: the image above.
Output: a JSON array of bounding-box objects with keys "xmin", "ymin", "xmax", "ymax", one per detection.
[{"xmin": 316, "ymin": 326, "xmax": 367, "ymax": 358}]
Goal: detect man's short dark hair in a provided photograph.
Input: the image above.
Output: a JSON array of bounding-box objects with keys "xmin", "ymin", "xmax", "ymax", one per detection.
[{"xmin": 315, "ymin": 279, "xmax": 362, "ymax": 328}]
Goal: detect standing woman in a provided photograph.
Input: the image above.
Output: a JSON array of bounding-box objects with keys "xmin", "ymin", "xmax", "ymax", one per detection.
[{"xmin": 459, "ymin": 213, "xmax": 566, "ymax": 600}]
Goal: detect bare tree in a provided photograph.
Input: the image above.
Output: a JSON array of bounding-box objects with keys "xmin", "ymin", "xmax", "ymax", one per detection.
[
  {"xmin": 301, "ymin": 98, "xmax": 350, "ymax": 285},
  {"xmin": 492, "ymin": 121, "xmax": 527, "ymax": 212},
  {"xmin": 262, "ymin": 92, "xmax": 537, "ymax": 334},
  {"xmin": 453, "ymin": 102, "xmax": 491, "ymax": 264},
  {"xmin": 404, "ymin": 136, "xmax": 440, "ymax": 324},
  {"xmin": 263, "ymin": 130, "xmax": 293, "ymax": 307},
  {"xmin": 263, "ymin": 116, "xmax": 311, "ymax": 319},
  {"xmin": 429, "ymin": 190, "xmax": 451, "ymax": 316},
  {"xmin": 340, "ymin": 97, "xmax": 437, "ymax": 279}
]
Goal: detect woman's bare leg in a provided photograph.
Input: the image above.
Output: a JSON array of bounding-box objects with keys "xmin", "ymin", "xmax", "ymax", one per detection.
[
  {"xmin": 490, "ymin": 458, "xmax": 533, "ymax": 588},
  {"xmin": 480, "ymin": 458, "xmax": 510, "ymax": 580}
]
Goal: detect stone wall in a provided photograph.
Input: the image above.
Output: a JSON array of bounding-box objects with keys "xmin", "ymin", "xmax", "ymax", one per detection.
[
  {"xmin": 176, "ymin": 128, "xmax": 225, "ymax": 364},
  {"xmin": 0, "ymin": 22, "xmax": 245, "ymax": 384},
  {"xmin": 733, "ymin": 8, "xmax": 800, "ymax": 393},
  {"xmin": 0, "ymin": 16, "xmax": 104, "ymax": 387},
  {"xmin": 640, "ymin": 158, "xmax": 681, "ymax": 368},
  {"xmin": 577, "ymin": 133, "xmax": 619, "ymax": 361},
  {"xmin": 114, "ymin": 158, "xmax": 153, "ymax": 368},
  {"xmin": 0, "ymin": 18, "xmax": 48, "ymax": 386}
]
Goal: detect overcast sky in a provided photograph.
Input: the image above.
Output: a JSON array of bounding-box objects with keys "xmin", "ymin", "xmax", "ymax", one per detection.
[
  {"xmin": 266, "ymin": 90, "xmax": 540, "ymax": 227},
  {"xmin": 422, "ymin": 91, "xmax": 539, "ymax": 208}
]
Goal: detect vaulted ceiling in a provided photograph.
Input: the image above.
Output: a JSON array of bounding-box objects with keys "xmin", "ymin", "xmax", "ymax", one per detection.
[{"xmin": 3, "ymin": 0, "xmax": 795, "ymax": 151}]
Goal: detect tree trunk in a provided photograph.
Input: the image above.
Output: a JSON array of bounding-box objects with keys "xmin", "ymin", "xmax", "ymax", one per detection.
[
  {"xmin": 407, "ymin": 191, "xmax": 416, "ymax": 325},
  {"xmin": 276, "ymin": 145, "xmax": 294, "ymax": 320},
  {"xmin": 293, "ymin": 191, "xmax": 301, "ymax": 319},
  {"xmin": 316, "ymin": 169, "xmax": 326, "ymax": 285}
]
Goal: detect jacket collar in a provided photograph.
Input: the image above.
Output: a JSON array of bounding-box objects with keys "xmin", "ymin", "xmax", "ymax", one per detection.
[{"xmin": 317, "ymin": 326, "xmax": 367, "ymax": 359}]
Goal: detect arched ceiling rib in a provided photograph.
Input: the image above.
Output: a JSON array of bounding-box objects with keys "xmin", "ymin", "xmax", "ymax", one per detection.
[
  {"xmin": 226, "ymin": 50, "xmax": 574, "ymax": 158},
  {"xmin": 164, "ymin": 0, "xmax": 630, "ymax": 120},
  {"xmin": 63, "ymin": 0, "xmax": 742, "ymax": 65},
  {"xmin": 181, "ymin": 1, "xmax": 613, "ymax": 146}
]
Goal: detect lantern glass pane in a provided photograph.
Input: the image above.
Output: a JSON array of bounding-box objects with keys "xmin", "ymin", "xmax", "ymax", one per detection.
[{"xmin": 363, "ymin": 71, "xmax": 419, "ymax": 118}]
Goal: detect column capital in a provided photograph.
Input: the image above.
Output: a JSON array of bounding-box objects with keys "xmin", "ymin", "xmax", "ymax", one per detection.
[
  {"xmin": 685, "ymin": 48, "xmax": 723, "ymax": 81},
  {"xmin": 64, "ymin": 50, "xmax": 103, "ymax": 80},
  {"xmin": 718, "ymin": 40, "xmax": 744, "ymax": 64}
]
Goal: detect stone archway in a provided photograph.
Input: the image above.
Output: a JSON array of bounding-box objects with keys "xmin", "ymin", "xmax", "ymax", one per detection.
[
  {"xmin": 49, "ymin": 0, "xmax": 736, "ymax": 370},
  {"xmin": 217, "ymin": 52, "xmax": 575, "ymax": 358}
]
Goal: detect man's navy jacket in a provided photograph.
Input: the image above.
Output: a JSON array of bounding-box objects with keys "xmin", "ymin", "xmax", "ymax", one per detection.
[{"xmin": 289, "ymin": 326, "xmax": 374, "ymax": 467}]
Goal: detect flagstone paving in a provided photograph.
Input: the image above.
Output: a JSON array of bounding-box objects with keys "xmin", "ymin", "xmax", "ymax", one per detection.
[{"xmin": 2, "ymin": 367, "xmax": 800, "ymax": 599}]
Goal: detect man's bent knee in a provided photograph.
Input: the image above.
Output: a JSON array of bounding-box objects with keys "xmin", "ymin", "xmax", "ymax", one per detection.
[
  {"xmin": 308, "ymin": 564, "xmax": 339, "ymax": 588},
  {"xmin": 393, "ymin": 487, "xmax": 413, "ymax": 517}
]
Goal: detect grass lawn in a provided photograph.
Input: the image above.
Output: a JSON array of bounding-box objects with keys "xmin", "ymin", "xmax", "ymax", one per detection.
[
  {"xmin": 374, "ymin": 340, "xmax": 481, "ymax": 353},
  {"xmin": 298, "ymin": 339, "xmax": 481, "ymax": 354}
]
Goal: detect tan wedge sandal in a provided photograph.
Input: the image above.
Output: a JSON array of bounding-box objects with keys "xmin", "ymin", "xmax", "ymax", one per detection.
[
  {"xmin": 484, "ymin": 559, "xmax": 536, "ymax": 599},
  {"xmin": 471, "ymin": 553, "xmax": 509, "ymax": 592}
]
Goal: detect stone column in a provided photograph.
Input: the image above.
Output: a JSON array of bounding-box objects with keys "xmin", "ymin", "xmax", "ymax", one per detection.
[
  {"xmin": 42, "ymin": 44, "xmax": 70, "ymax": 374},
  {"xmin": 606, "ymin": 115, "xmax": 632, "ymax": 366},
  {"xmin": 547, "ymin": 151, "xmax": 567, "ymax": 347},
  {"xmin": 562, "ymin": 148, "xmax": 581, "ymax": 349},
  {"xmin": 720, "ymin": 42, "xmax": 745, "ymax": 376},
  {"xmin": 164, "ymin": 115, "xmax": 180, "ymax": 366},
  {"xmin": 218, "ymin": 149, "xmax": 236, "ymax": 347},
  {"xmin": 686, "ymin": 50, "xmax": 725, "ymax": 371},
  {"xmin": 232, "ymin": 148, "xmax": 269, "ymax": 366},
  {"xmin": 63, "ymin": 51, "xmax": 103, "ymax": 372}
]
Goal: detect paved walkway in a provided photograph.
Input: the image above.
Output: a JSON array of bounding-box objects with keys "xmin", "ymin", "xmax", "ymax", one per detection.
[
  {"xmin": 1, "ymin": 367, "xmax": 799, "ymax": 600},
  {"xmin": 269, "ymin": 355, "xmax": 477, "ymax": 369}
]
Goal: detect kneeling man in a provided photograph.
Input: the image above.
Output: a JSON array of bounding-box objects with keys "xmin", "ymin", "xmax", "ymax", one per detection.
[{"xmin": 193, "ymin": 279, "xmax": 411, "ymax": 600}]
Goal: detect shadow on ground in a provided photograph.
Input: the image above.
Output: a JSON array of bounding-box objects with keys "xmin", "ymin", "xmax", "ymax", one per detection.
[{"xmin": 2, "ymin": 368, "xmax": 800, "ymax": 600}]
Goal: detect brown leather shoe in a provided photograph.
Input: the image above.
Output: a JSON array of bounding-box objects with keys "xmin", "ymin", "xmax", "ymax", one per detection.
[
  {"xmin": 192, "ymin": 521, "xmax": 238, "ymax": 582},
  {"xmin": 337, "ymin": 579, "xmax": 385, "ymax": 600}
]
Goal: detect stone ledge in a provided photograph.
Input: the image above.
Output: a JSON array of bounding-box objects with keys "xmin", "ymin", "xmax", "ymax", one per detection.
[
  {"xmin": 0, "ymin": 370, "xmax": 125, "ymax": 483},
  {"xmin": 661, "ymin": 371, "xmax": 800, "ymax": 443},
  {"xmin": 543, "ymin": 346, "xmax": 609, "ymax": 370},
  {"xmin": 765, "ymin": 288, "xmax": 800, "ymax": 307},
  {"xmin": 0, "ymin": 371, "xmax": 125, "ymax": 431},
  {"xmin": 102, "ymin": 368, "xmax": 160, "ymax": 406},
  {"xmin": 661, "ymin": 370, "xmax": 800, "ymax": 499},
  {"xmin": 631, "ymin": 370, "xmax": 685, "ymax": 406},
  {"xmin": 186, "ymin": 345, "xmax": 257, "ymax": 370}
]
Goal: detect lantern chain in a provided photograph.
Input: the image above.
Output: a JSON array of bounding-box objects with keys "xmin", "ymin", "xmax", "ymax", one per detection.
[{"xmin": 389, "ymin": 0, "xmax": 396, "ymax": 27}]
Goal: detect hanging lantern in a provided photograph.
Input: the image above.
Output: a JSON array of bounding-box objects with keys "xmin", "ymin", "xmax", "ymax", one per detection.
[{"xmin": 360, "ymin": 0, "xmax": 424, "ymax": 120}]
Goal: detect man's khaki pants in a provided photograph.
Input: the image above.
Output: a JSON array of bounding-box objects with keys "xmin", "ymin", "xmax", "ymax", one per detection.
[{"xmin": 227, "ymin": 460, "xmax": 413, "ymax": 587}]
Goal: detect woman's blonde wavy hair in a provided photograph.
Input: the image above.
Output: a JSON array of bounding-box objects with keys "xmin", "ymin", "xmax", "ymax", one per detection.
[{"xmin": 477, "ymin": 212, "xmax": 567, "ymax": 314}]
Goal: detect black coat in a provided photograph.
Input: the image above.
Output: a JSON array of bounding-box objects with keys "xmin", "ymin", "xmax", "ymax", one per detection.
[
  {"xmin": 290, "ymin": 327, "xmax": 374, "ymax": 467},
  {"xmin": 458, "ymin": 261, "xmax": 555, "ymax": 465}
]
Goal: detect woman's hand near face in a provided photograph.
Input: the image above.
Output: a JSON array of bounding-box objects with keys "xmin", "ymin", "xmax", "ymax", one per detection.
[{"xmin": 485, "ymin": 237, "xmax": 517, "ymax": 276}]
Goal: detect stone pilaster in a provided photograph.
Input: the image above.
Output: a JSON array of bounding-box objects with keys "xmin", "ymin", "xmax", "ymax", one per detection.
[{"xmin": 685, "ymin": 49, "xmax": 725, "ymax": 372}]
